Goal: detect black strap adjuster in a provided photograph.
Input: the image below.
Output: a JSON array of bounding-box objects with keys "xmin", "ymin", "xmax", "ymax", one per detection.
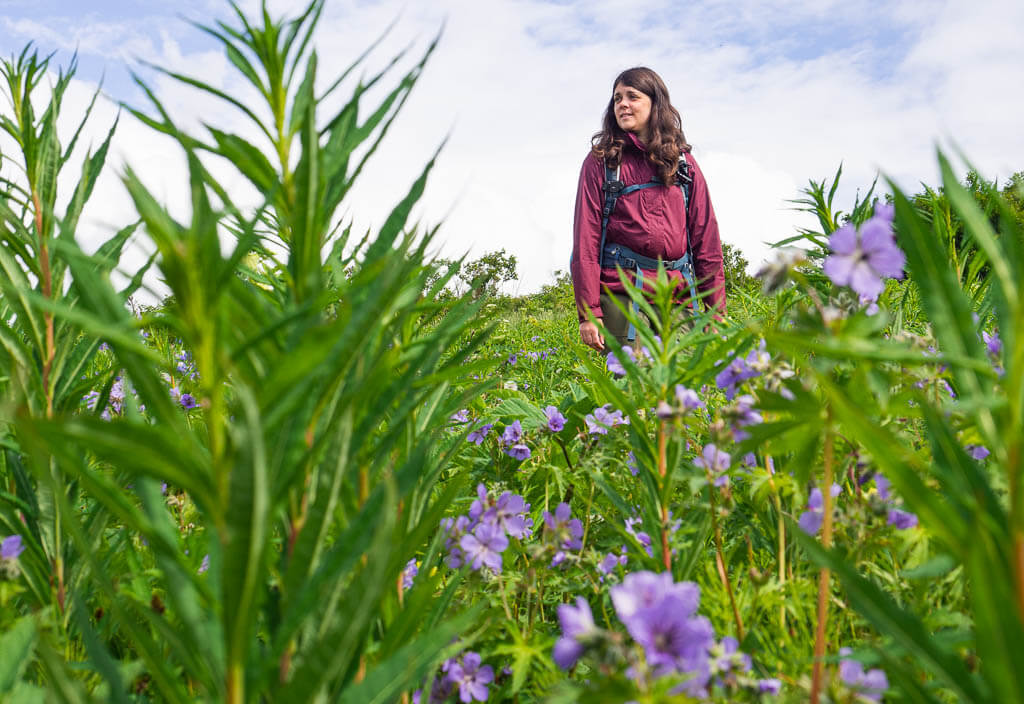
[{"xmin": 603, "ymin": 180, "xmax": 624, "ymax": 194}]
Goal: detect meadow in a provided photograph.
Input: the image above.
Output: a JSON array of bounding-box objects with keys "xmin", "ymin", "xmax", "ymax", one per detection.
[{"xmin": 2, "ymin": 2, "xmax": 1023, "ymax": 703}]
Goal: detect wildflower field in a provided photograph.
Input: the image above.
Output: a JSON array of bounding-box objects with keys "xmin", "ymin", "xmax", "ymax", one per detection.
[{"xmin": 2, "ymin": 3, "xmax": 1024, "ymax": 703}]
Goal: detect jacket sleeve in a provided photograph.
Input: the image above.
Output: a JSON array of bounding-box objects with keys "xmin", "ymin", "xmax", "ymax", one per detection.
[
  {"xmin": 685, "ymin": 154, "xmax": 727, "ymax": 313},
  {"xmin": 571, "ymin": 154, "xmax": 605, "ymax": 322}
]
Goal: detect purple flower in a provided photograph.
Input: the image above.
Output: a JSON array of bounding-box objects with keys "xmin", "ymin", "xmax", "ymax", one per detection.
[
  {"xmin": 983, "ymin": 330, "xmax": 1002, "ymax": 357},
  {"xmin": 544, "ymin": 503, "xmax": 583, "ymax": 566},
  {"xmin": 553, "ymin": 597, "xmax": 596, "ymax": 669},
  {"xmin": 610, "ymin": 571, "xmax": 700, "ymax": 625},
  {"xmin": 874, "ymin": 474, "xmax": 892, "ymax": 501},
  {"xmin": 693, "ymin": 444, "xmax": 730, "ymax": 486},
  {"xmin": 610, "ymin": 571, "xmax": 712, "ymax": 692},
  {"xmin": 1, "ymin": 535, "xmax": 25, "ymax": 560},
  {"xmin": 448, "ymin": 651, "xmax": 494, "ymax": 703},
  {"xmin": 822, "ymin": 215, "xmax": 905, "ymax": 300},
  {"xmin": 674, "ymin": 385, "xmax": 704, "ymax": 412},
  {"xmin": 506, "ymin": 353, "xmax": 517, "ymax": 366},
  {"xmin": 598, "ymin": 552, "xmax": 627, "ymax": 576},
  {"xmin": 501, "ymin": 420, "xmax": 522, "ymax": 446},
  {"xmin": 401, "ymin": 558, "xmax": 418, "ymax": 590},
  {"xmin": 838, "ymin": 648, "xmax": 888, "ymax": 702},
  {"xmin": 715, "ymin": 357, "xmax": 759, "ymax": 400},
  {"xmin": 758, "ymin": 678, "xmax": 782, "ymax": 694},
  {"xmin": 504, "ymin": 444, "xmax": 531, "ymax": 461},
  {"xmin": 460, "ymin": 522, "xmax": 509, "ymax": 573},
  {"xmin": 965, "ymin": 444, "xmax": 990, "ymax": 461},
  {"xmin": 441, "ymin": 515, "xmax": 472, "ymax": 568},
  {"xmin": 450, "ymin": 409, "xmax": 470, "ymax": 424},
  {"xmin": 492, "ymin": 492, "xmax": 533, "ymax": 539},
  {"xmin": 544, "ymin": 406, "xmax": 566, "ymax": 432},
  {"xmin": 467, "ymin": 423, "xmax": 492, "ymax": 445},
  {"xmin": 798, "ymin": 485, "xmax": 840, "ymax": 535},
  {"xmin": 180, "ymin": 393, "xmax": 198, "ymax": 410},
  {"xmin": 606, "ymin": 350, "xmax": 626, "ymax": 376},
  {"xmin": 626, "ymin": 451, "xmax": 639, "ymax": 476},
  {"xmin": 625, "ymin": 516, "xmax": 653, "ymax": 556},
  {"xmin": 198, "ymin": 554, "xmax": 210, "ymax": 574},
  {"xmin": 887, "ymin": 509, "xmax": 918, "ymax": 530},
  {"xmin": 584, "ymin": 405, "xmax": 627, "ymax": 435}
]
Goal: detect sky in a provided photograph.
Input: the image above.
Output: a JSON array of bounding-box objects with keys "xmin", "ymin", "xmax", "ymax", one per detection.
[{"xmin": 2, "ymin": 0, "xmax": 1023, "ymax": 298}]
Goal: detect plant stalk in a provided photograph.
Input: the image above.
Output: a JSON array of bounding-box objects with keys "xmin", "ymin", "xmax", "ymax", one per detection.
[{"xmin": 810, "ymin": 414, "xmax": 835, "ymax": 704}]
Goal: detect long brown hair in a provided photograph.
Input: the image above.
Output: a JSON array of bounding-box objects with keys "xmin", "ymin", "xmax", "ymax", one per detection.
[{"xmin": 591, "ymin": 67, "xmax": 690, "ymax": 185}]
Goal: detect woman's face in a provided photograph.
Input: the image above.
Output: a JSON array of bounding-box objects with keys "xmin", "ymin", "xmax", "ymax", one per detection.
[{"xmin": 613, "ymin": 83, "xmax": 652, "ymax": 140}]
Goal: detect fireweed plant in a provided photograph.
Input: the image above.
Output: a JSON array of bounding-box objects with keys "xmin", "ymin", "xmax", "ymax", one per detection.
[{"xmin": 2, "ymin": 4, "xmax": 1024, "ymax": 704}]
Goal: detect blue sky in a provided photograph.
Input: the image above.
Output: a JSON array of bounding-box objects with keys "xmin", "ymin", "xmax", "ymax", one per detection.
[{"xmin": 2, "ymin": 0, "xmax": 1023, "ymax": 295}]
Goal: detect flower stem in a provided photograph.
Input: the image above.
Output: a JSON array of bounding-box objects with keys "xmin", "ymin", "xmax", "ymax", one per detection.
[
  {"xmin": 810, "ymin": 412, "xmax": 835, "ymax": 704},
  {"xmin": 709, "ymin": 481, "xmax": 744, "ymax": 640}
]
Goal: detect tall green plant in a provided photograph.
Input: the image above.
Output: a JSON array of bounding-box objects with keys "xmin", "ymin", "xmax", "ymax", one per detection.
[
  {"xmin": 0, "ymin": 44, "xmax": 142, "ymax": 633},
  {"xmin": 6, "ymin": 1, "xmax": 493, "ymax": 701}
]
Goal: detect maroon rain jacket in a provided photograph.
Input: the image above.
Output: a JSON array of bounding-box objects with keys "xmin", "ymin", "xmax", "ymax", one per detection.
[{"xmin": 571, "ymin": 133, "xmax": 726, "ymax": 323}]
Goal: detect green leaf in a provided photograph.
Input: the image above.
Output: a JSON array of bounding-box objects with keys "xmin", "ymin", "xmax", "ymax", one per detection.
[{"xmin": 0, "ymin": 616, "xmax": 36, "ymax": 694}]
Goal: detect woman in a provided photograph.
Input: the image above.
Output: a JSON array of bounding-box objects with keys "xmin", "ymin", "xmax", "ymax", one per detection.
[{"xmin": 570, "ymin": 67, "xmax": 725, "ymax": 351}]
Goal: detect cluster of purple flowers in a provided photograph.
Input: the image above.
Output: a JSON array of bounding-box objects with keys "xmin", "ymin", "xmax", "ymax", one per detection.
[
  {"xmin": 584, "ymin": 405, "xmax": 628, "ymax": 435},
  {"xmin": 838, "ymin": 648, "xmax": 888, "ymax": 701},
  {"xmin": 175, "ymin": 349, "xmax": 199, "ymax": 381},
  {"xmin": 414, "ymin": 651, "xmax": 495, "ymax": 703},
  {"xmin": 553, "ymin": 571, "xmax": 779, "ymax": 697},
  {"xmin": 822, "ymin": 203, "xmax": 904, "ymax": 303},
  {"xmin": 544, "ymin": 503, "xmax": 583, "ymax": 567},
  {"xmin": 82, "ymin": 376, "xmax": 129, "ymax": 420},
  {"xmin": 441, "ymin": 485, "xmax": 532, "ymax": 574}
]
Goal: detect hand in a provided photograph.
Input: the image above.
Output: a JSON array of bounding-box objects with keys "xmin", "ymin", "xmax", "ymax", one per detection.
[{"xmin": 579, "ymin": 320, "xmax": 605, "ymax": 351}]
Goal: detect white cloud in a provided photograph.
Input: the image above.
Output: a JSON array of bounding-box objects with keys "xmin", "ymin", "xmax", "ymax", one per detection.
[{"xmin": 3, "ymin": 0, "xmax": 1023, "ymax": 301}]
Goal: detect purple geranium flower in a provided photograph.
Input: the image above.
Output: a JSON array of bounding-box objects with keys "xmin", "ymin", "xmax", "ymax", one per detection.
[
  {"xmin": 675, "ymin": 384, "xmax": 704, "ymax": 412},
  {"xmin": 798, "ymin": 484, "xmax": 841, "ymax": 535},
  {"xmin": 401, "ymin": 558, "xmax": 418, "ymax": 591},
  {"xmin": 544, "ymin": 405, "xmax": 566, "ymax": 432},
  {"xmin": 839, "ymin": 648, "xmax": 888, "ymax": 702},
  {"xmin": 504, "ymin": 444, "xmax": 531, "ymax": 461},
  {"xmin": 965, "ymin": 444, "xmax": 990, "ymax": 461},
  {"xmin": 544, "ymin": 503, "xmax": 583, "ymax": 566},
  {"xmin": 553, "ymin": 597, "xmax": 596, "ymax": 669},
  {"xmin": 822, "ymin": 213, "xmax": 906, "ymax": 300},
  {"xmin": 693, "ymin": 444, "xmax": 730, "ymax": 486},
  {"xmin": 492, "ymin": 492, "xmax": 533, "ymax": 539},
  {"xmin": 460, "ymin": 522, "xmax": 509, "ymax": 573},
  {"xmin": 584, "ymin": 405, "xmax": 627, "ymax": 435},
  {"xmin": 982, "ymin": 329, "xmax": 1002, "ymax": 357},
  {"xmin": 467, "ymin": 423, "xmax": 493, "ymax": 445},
  {"xmin": 1, "ymin": 535, "xmax": 25, "ymax": 560},
  {"xmin": 715, "ymin": 356, "xmax": 759, "ymax": 400},
  {"xmin": 448, "ymin": 651, "xmax": 494, "ymax": 703},
  {"xmin": 450, "ymin": 409, "xmax": 470, "ymax": 424},
  {"xmin": 198, "ymin": 554, "xmax": 210, "ymax": 574},
  {"xmin": 501, "ymin": 420, "xmax": 522, "ymax": 446},
  {"xmin": 887, "ymin": 509, "xmax": 918, "ymax": 530},
  {"xmin": 625, "ymin": 516, "xmax": 653, "ymax": 556},
  {"xmin": 180, "ymin": 393, "xmax": 198, "ymax": 410}
]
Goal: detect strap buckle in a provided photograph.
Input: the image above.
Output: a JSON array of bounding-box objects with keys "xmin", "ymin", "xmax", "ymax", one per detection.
[{"xmin": 603, "ymin": 180, "xmax": 624, "ymax": 195}]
